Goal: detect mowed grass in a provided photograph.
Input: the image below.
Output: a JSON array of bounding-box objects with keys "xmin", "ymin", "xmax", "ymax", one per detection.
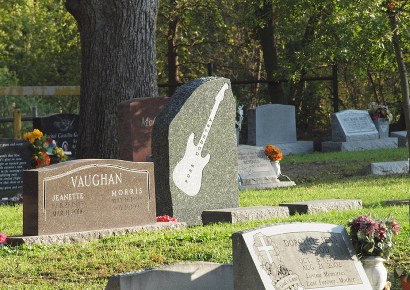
[{"xmin": 0, "ymin": 148, "xmax": 409, "ymax": 289}]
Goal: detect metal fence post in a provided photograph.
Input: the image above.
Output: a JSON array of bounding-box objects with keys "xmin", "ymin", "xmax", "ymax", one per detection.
[{"xmin": 13, "ymin": 108, "xmax": 22, "ymax": 139}]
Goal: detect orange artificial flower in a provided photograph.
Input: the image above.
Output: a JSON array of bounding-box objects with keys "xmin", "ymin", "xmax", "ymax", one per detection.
[{"xmin": 264, "ymin": 144, "xmax": 283, "ymax": 161}]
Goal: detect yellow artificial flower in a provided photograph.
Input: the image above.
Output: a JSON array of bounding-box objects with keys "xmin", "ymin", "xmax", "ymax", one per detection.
[{"xmin": 32, "ymin": 129, "xmax": 43, "ymax": 139}]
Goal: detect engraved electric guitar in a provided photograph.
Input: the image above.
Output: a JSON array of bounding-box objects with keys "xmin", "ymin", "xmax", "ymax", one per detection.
[{"xmin": 172, "ymin": 83, "xmax": 229, "ymax": 196}]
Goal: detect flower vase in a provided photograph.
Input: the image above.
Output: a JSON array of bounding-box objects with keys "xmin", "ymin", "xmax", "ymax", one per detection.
[
  {"xmin": 270, "ymin": 160, "xmax": 281, "ymax": 182},
  {"xmin": 361, "ymin": 256, "xmax": 388, "ymax": 290},
  {"xmin": 373, "ymin": 118, "xmax": 389, "ymax": 139}
]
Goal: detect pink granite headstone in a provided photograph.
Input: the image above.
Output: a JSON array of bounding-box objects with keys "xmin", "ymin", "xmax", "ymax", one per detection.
[{"xmin": 117, "ymin": 97, "xmax": 169, "ymax": 162}]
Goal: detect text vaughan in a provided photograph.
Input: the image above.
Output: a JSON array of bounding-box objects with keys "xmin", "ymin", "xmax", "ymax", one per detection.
[{"xmin": 71, "ymin": 173, "xmax": 122, "ymax": 188}]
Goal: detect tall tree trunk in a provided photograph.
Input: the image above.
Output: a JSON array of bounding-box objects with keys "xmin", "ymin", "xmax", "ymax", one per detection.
[
  {"xmin": 66, "ymin": 0, "xmax": 158, "ymax": 158},
  {"xmin": 388, "ymin": 11, "xmax": 410, "ymax": 163},
  {"xmin": 255, "ymin": 1, "xmax": 285, "ymax": 104},
  {"xmin": 166, "ymin": 7, "xmax": 181, "ymax": 97}
]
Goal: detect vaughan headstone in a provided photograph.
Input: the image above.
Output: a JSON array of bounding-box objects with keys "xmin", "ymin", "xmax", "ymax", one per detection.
[
  {"xmin": 23, "ymin": 159, "xmax": 155, "ymax": 236},
  {"xmin": 33, "ymin": 113, "xmax": 79, "ymax": 157},
  {"xmin": 117, "ymin": 97, "xmax": 169, "ymax": 162},
  {"xmin": 232, "ymin": 223, "xmax": 371, "ymax": 290},
  {"xmin": 152, "ymin": 77, "xmax": 239, "ymax": 225},
  {"xmin": 247, "ymin": 104, "xmax": 297, "ymax": 146},
  {"xmin": 0, "ymin": 139, "xmax": 31, "ymax": 199}
]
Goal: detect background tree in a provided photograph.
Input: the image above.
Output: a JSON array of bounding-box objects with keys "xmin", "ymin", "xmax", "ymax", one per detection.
[
  {"xmin": 65, "ymin": 0, "xmax": 159, "ymax": 158},
  {"xmin": 0, "ymin": 0, "xmax": 80, "ymax": 137}
]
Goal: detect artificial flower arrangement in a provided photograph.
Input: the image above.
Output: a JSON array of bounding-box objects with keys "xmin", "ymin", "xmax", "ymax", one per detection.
[
  {"xmin": 23, "ymin": 129, "xmax": 68, "ymax": 168},
  {"xmin": 368, "ymin": 102, "xmax": 393, "ymax": 124},
  {"xmin": 347, "ymin": 214, "xmax": 401, "ymax": 260},
  {"xmin": 264, "ymin": 144, "xmax": 283, "ymax": 161}
]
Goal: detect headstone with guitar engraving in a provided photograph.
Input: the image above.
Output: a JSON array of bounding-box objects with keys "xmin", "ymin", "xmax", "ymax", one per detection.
[{"xmin": 152, "ymin": 77, "xmax": 239, "ymax": 225}]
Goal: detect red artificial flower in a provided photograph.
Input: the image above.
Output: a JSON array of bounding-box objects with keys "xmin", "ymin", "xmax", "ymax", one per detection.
[
  {"xmin": 156, "ymin": 215, "xmax": 177, "ymax": 222},
  {"xmin": 35, "ymin": 152, "xmax": 51, "ymax": 168}
]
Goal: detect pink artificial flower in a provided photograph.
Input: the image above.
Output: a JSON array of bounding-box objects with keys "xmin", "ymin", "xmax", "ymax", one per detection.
[
  {"xmin": 391, "ymin": 221, "xmax": 401, "ymax": 235},
  {"xmin": 0, "ymin": 232, "xmax": 8, "ymax": 244},
  {"xmin": 156, "ymin": 215, "xmax": 177, "ymax": 222}
]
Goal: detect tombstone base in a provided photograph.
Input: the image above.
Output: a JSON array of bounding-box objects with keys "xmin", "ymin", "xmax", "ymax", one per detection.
[
  {"xmin": 390, "ymin": 131, "xmax": 408, "ymax": 147},
  {"xmin": 202, "ymin": 206, "xmax": 290, "ymax": 225},
  {"xmin": 274, "ymin": 141, "xmax": 314, "ymax": 155},
  {"xmin": 322, "ymin": 138, "xmax": 398, "ymax": 152},
  {"xmin": 364, "ymin": 161, "xmax": 409, "ymax": 175},
  {"xmin": 239, "ymin": 142, "xmax": 313, "ymax": 156},
  {"xmin": 239, "ymin": 180, "xmax": 296, "ymax": 191},
  {"xmin": 8, "ymin": 222, "xmax": 187, "ymax": 246},
  {"xmin": 105, "ymin": 262, "xmax": 233, "ymax": 290}
]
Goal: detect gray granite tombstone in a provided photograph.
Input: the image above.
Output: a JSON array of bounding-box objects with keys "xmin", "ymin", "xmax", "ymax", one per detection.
[
  {"xmin": 152, "ymin": 77, "xmax": 238, "ymax": 225},
  {"xmin": 330, "ymin": 110, "xmax": 378, "ymax": 142},
  {"xmin": 23, "ymin": 159, "xmax": 155, "ymax": 236},
  {"xmin": 232, "ymin": 223, "xmax": 371, "ymax": 290},
  {"xmin": 322, "ymin": 110, "xmax": 398, "ymax": 152},
  {"xmin": 0, "ymin": 139, "xmax": 30, "ymax": 199},
  {"xmin": 248, "ymin": 104, "xmax": 297, "ymax": 146}
]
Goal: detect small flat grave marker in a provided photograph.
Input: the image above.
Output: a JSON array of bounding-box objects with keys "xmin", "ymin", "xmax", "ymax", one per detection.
[
  {"xmin": 237, "ymin": 146, "xmax": 295, "ymax": 190},
  {"xmin": 23, "ymin": 159, "xmax": 155, "ymax": 236},
  {"xmin": 280, "ymin": 199, "xmax": 362, "ymax": 215},
  {"xmin": 232, "ymin": 223, "xmax": 371, "ymax": 290}
]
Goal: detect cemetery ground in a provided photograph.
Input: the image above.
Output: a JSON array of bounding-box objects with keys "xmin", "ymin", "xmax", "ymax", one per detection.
[{"xmin": 0, "ymin": 148, "xmax": 409, "ymax": 289}]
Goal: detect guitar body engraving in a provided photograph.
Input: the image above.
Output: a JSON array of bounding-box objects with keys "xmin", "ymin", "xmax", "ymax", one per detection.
[{"xmin": 172, "ymin": 83, "xmax": 229, "ymax": 196}]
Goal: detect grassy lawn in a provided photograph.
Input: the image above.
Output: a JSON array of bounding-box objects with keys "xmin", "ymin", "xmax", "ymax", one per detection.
[{"xmin": 0, "ymin": 148, "xmax": 409, "ymax": 289}]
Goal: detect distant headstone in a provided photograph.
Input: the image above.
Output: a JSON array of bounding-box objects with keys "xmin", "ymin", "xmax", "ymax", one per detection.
[
  {"xmin": 23, "ymin": 159, "xmax": 155, "ymax": 236},
  {"xmin": 330, "ymin": 110, "xmax": 378, "ymax": 142},
  {"xmin": 117, "ymin": 97, "xmax": 169, "ymax": 162},
  {"xmin": 0, "ymin": 139, "xmax": 30, "ymax": 198},
  {"xmin": 237, "ymin": 145, "xmax": 295, "ymax": 190},
  {"xmin": 232, "ymin": 223, "xmax": 371, "ymax": 290},
  {"xmin": 152, "ymin": 77, "xmax": 239, "ymax": 225},
  {"xmin": 248, "ymin": 104, "xmax": 297, "ymax": 146},
  {"xmin": 33, "ymin": 113, "xmax": 79, "ymax": 157},
  {"xmin": 322, "ymin": 110, "xmax": 398, "ymax": 152}
]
